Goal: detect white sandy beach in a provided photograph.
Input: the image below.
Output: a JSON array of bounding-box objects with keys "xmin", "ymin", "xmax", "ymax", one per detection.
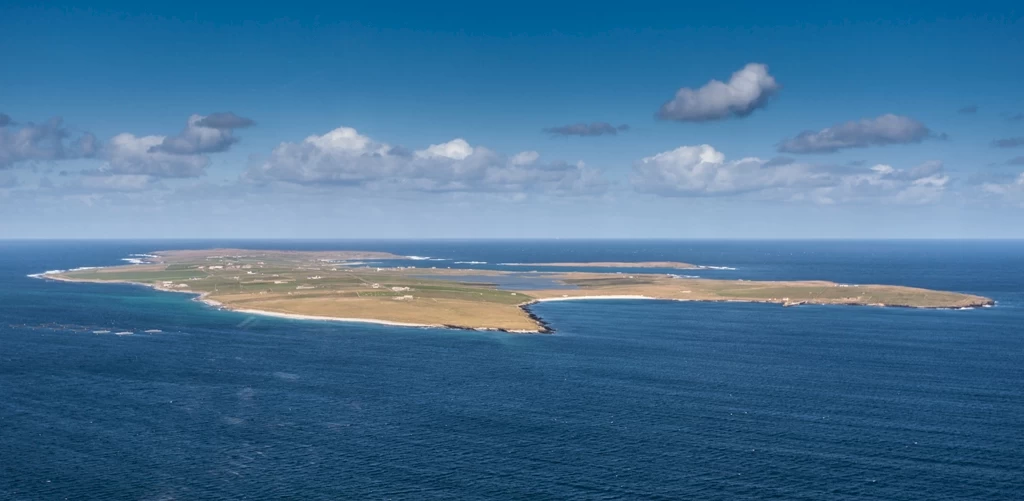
[
  {"xmin": 226, "ymin": 308, "xmax": 547, "ymax": 333},
  {"xmin": 228, "ymin": 308, "xmax": 443, "ymax": 328}
]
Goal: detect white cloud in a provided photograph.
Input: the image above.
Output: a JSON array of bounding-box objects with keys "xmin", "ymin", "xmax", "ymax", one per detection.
[
  {"xmin": 149, "ymin": 113, "xmax": 252, "ymax": 155},
  {"xmin": 982, "ymin": 172, "xmax": 1024, "ymax": 204},
  {"xmin": 0, "ymin": 117, "xmax": 98, "ymax": 168},
  {"xmin": 245, "ymin": 126, "xmax": 607, "ymax": 196},
  {"xmin": 510, "ymin": 151, "xmax": 540, "ymax": 166},
  {"xmin": 416, "ymin": 138, "xmax": 474, "ymax": 160},
  {"xmin": 657, "ymin": 63, "xmax": 779, "ymax": 122},
  {"xmin": 1, "ymin": 113, "xmax": 247, "ymax": 182},
  {"xmin": 632, "ymin": 144, "xmax": 949, "ymax": 204},
  {"xmin": 104, "ymin": 133, "xmax": 209, "ymax": 178},
  {"xmin": 305, "ymin": 126, "xmax": 387, "ymax": 155},
  {"xmin": 779, "ymin": 114, "xmax": 938, "ymax": 154},
  {"xmin": 802, "ymin": 161, "xmax": 949, "ymax": 205},
  {"xmin": 631, "ymin": 144, "xmax": 817, "ymax": 196}
]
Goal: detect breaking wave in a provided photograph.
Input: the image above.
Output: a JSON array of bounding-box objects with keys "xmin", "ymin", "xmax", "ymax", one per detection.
[
  {"xmin": 27, "ymin": 266, "xmax": 99, "ymax": 279},
  {"xmin": 405, "ymin": 256, "xmax": 449, "ymax": 261}
]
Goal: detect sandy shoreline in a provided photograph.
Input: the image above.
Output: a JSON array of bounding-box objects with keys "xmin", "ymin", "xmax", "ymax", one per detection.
[
  {"xmin": 219, "ymin": 304, "xmax": 547, "ymax": 333},
  {"xmin": 228, "ymin": 308, "xmax": 444, "ymax": 329}
]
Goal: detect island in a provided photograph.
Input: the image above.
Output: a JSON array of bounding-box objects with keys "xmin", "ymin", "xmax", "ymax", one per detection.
[{"xmin": 39, "ymin": 249, "xmax": 995, "ymax": 333}]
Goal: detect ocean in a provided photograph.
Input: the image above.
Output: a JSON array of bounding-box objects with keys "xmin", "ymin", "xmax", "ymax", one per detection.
[{"xmin": 1, "ymin": 240, "xmax": 1022, "ymax": 500}]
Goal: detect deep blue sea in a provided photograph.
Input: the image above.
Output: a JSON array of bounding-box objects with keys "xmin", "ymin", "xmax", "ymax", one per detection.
[{"xmin": 2, "ymin": 240, "xmax": 1022, "ymax": 500}]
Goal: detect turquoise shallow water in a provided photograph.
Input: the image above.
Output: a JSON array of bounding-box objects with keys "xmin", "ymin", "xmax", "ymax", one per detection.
[{"xmin": 1, "ymin": 240, "xmax": 1023, "ymax": 499}]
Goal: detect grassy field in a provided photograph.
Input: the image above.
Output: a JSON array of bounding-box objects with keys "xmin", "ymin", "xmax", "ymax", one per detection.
[
  {"xmin": 500, "ymin": 261, "xmax": 699, "ymax": 269},
  {"xmin": 51, "ymin": 249, "xmax": 995, "ymax": 332}
]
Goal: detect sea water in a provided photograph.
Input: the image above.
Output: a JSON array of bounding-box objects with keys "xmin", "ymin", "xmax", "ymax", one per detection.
[{"xmin": 1, "ymin": 240, "xmax": 1022, "ymax": 499}]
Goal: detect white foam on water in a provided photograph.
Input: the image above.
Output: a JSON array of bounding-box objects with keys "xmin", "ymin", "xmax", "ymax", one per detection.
[{"xmin": 28, "ymin": 266, "xmax": 99, "ymax": 279}]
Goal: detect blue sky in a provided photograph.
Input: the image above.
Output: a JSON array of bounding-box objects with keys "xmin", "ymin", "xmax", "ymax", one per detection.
[{"xmin": 2, "ymin": 1, "xmax": 1023, "ymax": 238}]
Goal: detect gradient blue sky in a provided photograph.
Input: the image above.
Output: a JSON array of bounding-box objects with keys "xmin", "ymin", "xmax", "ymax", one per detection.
[{"xmin": 2, "ymin": 1, "xmax": 1023, "ymax": 238}]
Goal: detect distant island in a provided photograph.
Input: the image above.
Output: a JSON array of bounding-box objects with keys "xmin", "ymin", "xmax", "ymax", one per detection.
[{"xmin": 39, "ymin": 249, "xmax": 995, "ymax": 333}]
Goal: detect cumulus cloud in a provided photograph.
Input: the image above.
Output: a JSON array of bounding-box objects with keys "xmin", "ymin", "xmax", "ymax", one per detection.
[
  {"xmin": 992, "ymin": 137, "xmax": 1024, "ymax": 148},
  {"xmin": 657, "ymin": 63, "xmax": 779, "ymax": 122},
  {"xmin": 778, "ymin": 114, "xmax": 939, "ymax": 154},
  {"xmin": 245, "ymin": 126, "xmax": 607, "ymax": 195},
  {"xmin": 79, "ymin": 113, "xmax": 252, "ymax": 179},
  {"xmin": 103, "ymin": 133, "xmax": 209, "ymax": 178},
  {"xmin": 631, "ymin": 144, "xmax": 820, "ymax": 196},
  {"xmin": 0, "ymin": 113, "xmax": 11, "ymax": 127},
  {"xmin": 1007, "ymin": 156, "xmax": 1024, "ymax": 166},
  {"xmin": 195, "ymin": 112, "xmax": 256, "ymax": 129},
  {"xmin": 1006, "ymin": 113, "xmax": 1024, "ymax": 122},
  {"xmin": 415, "ymin": 138, "xmax": 474, "ymax": 160},
  {"xmin": 543, "ymin": 122, "xmax": 629, "ymax": 137},
  {"xmin": 0, "ymin": 116, "xmax": 99, "ymax": 168},
  {"xmin": 957, "ymin": 105, "xmax": 979, "ymax": 114},
  {"xmin": 149, "ymin": 113, "xmax": 253, "ymax": 155},
  {"xmin": 631, "ymin": 143, "xmax": 949, "ymax": 204}
]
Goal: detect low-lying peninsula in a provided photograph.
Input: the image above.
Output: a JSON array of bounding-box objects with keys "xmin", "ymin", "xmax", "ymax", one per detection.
[{"xmin": 41, "ymin": 249, "xmax": 994, "ymax": 333}]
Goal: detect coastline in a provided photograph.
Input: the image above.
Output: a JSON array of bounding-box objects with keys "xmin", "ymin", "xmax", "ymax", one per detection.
[
  {"xmin": 525, "ymin": 294, "xmax": 994, "ymax": 310},
  {"xmin": 225, "ymin": 306, "xmax": 547, "ymax": 333},
  {"xmin": 32, "ymin": 265, "xmax": 996, "ymax": 335},
  {"xmin": 31, "ymin": 271, "xmax": 548, "ymax": 333},
  {"xmin": 228, "ymin": 308, "xmax": 446, "ymax": 329}
]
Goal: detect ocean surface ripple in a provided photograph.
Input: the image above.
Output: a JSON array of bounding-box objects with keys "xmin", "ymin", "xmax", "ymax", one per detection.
[{"xmin": 1, "ymin": 240, "xmax": 1022, "ymax": 500}]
